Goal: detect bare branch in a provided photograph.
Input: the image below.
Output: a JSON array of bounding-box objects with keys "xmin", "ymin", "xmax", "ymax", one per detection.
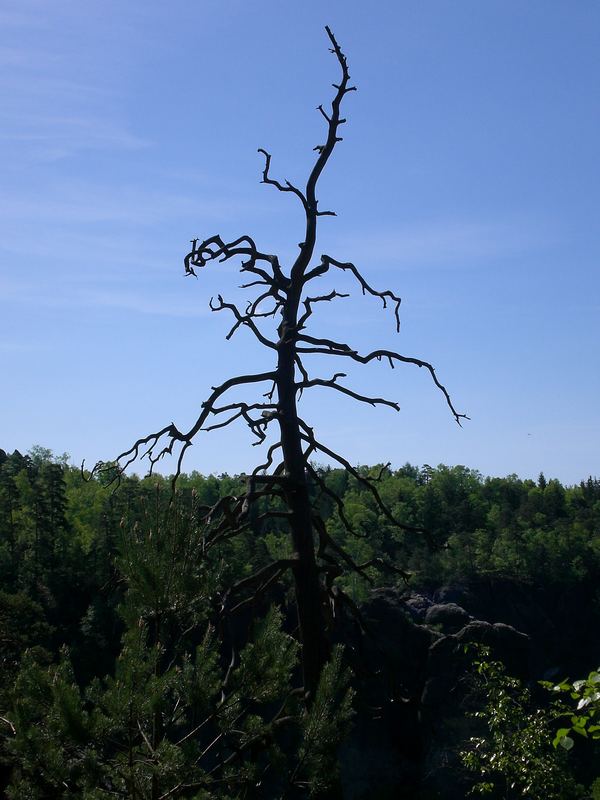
[
  {"xmin": 296, "ymin": 343, "xmax": 468, "ymax": 425},
  {"xmin": 330, "ymin": 586, "xmax": 372, "ymax": 636},
  {"xmin": 209, "ymin": 400, "xmax": 277, "ymax": 417},
  {"xmin": 258, "ymin": 148, "xmax": 308, "ymax": 210},
  {"xmin": 299, "ymin": 418, "xmax": 435, "ymax": 541},
  {"xmin": 184, "ymin": 233, "xmax": 287, "ymax": 289},
  {"xmin": 256, "ymin": 510, "xmax": 293, "ymax": 522},
  {"xmin": 209, "ymin": 294, "xmax": 278, "ymax": 349},
  {"xmin": 306, "ymin": 463, "xmax": 366, "ymax": 540},
  {"xmin": 304, "ymin": 27, "xmax": 355, "ymax": 211},
  {"xmin": 287, "ymin": 27, "xmax": 356, "ymax": 286},
  {"xmin": 222, "ymin": 558, "xmax": 299, "ymax": 616},
  {"xmin": 106, "ymin": 371, "xmax": 277, "ymax": 483},
  {"xmin": 250, "ymin": 442, "xmax": 283, "ymax": 480},
  {"xmin": 0, "ymin": 716, "xmax": 16, "ymax": 736},
  {"xmin": 305, "ymin": 254, "xmax": 402, "ymax": 332},
  {"xmin": 294, "ymin": 355, "xmax": 310, "ymax": 386},
  {"xmin": 297, "ymin": 290, "xmax": 349, "ymax": 329},
  {"xmin": 201, "ymin": 400, "xmax": 279, "ymax": 445},
  {"xmin": 297, "ymin": 333, "xmax": 355, "ymax": 354},
  {"xmin": 296, "ymin": 374, "xmax": 400, "ymax": 412},
  {"xmin": 313, "ymin": 514, "xmax": 376, "ymax": 582},
  {"xmin": 246, "ymin": 287, "xmax": 285, "ymax": 318},
  {"xmin": 316, "ymin": 104, "xmax": 330, "ymax": 123}
]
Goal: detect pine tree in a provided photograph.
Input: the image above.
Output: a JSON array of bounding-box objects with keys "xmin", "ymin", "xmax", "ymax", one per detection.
[{"xmin": 3, "ymin": 494, "xmax": 353, "ymax": 799}]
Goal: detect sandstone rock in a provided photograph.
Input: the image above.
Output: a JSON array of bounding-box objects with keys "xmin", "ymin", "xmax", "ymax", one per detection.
[{"xmin": 424, "ymin": 602, "xmax": 472, "ymax": 633}]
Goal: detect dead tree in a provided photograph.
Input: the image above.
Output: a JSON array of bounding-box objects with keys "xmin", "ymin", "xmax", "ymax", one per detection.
[{"xmin": 101, "ymin": 27, "xmax": 466, "ymax": 702}]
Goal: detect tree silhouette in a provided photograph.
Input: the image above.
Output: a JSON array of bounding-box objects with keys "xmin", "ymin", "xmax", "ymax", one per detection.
[{"xmin": 100, "ymin": 27, "xmax": 466, "ymax": 702}]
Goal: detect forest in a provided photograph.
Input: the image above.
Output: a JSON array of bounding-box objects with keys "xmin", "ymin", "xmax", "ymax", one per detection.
[{"xmin": 1, "ymin": 445, "xmax": 599, "ymax": 798}]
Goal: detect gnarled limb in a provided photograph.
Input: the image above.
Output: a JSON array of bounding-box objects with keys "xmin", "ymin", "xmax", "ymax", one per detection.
[
  {"xmin": 297, "ymin": 289, "xmax": 349, "ymax": 329},
  {"xmin": 258, "ymin": 148, "xmax": 308, "ymax": 211},
  {"xmin": 222, "ymin": 558, "xmax": 299, "ymax": 616},
  {"xmin": 99, "ymin": 371, "xmax": 277, "ymax": 488},
  {"xmin": 304, "ymin": 254, "xmax": 401, "ymax": 332},
  {"xmin": 298, "ymin": 417, "xmax": 436, "ymax": 544},
  {"xmin": 306, "ymin": 462, "xmax": 366, "ymax": 540},
  {"xmin": 296, "ymin": 373, "xmax": 400, "ymax": 412},
  {"xmin": 209, "ymin": 294, "xmax": 279, "ymax": 349},
  {"xmin": 296, "ymin": 341, "xmax": 468, "ymax": 425},
  {"xmin": 185, "ymin": 234, "xmax": 287, "ymax": 289}
]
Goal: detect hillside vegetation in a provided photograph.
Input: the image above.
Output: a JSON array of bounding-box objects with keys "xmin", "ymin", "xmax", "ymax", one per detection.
[{"xmin": 1, "ymin": 446, "xmax": 599, "ymax": 798}]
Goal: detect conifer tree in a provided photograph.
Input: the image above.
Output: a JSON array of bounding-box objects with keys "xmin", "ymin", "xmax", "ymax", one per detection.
[{"xmin": 4, "ymin": 496, "xmax": 352, "ymax": 799}]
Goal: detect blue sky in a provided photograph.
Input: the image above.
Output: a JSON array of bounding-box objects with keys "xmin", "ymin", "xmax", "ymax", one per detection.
[{"xmin": 1, "ymin": 0, "xmax": 598, "ymax": 484}]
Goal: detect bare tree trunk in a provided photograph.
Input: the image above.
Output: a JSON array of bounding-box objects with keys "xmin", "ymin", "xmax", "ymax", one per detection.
[{"xmin": 277, "ymin": 295, "xmax": 329, "ymax": 701}]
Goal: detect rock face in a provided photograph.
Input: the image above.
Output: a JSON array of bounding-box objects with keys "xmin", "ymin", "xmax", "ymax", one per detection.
[
  {"xmin": 339, "ymin": 577, "xmax": 600, "ymax": 799},
  {"xmin": 419, "ymin": 619, "xmax": 530, "ymax": 799},
  {"xmin": 338, "ymin": 588, "xmax": 440, "ymax": 798},
  {"xmin": 431, "ymin": 577, "xmax": 600, "ymax": 676},
  {"xmin": 424, "ymin": 602, "xmax": 472, "ymax": 633}
]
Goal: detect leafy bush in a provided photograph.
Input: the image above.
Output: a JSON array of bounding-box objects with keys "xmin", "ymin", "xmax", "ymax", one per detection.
[{"xmin": 460, "ymin": 646, "xmax": 586, "ymax": 799}]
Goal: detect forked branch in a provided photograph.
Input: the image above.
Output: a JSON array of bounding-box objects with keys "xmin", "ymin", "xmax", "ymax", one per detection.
[
  {"xmin": 296, "ymin": 374, "xmax": 400, "ymax": 412},
  {"xmin": 184, "ymin": 234, "xmax": 287, "ymax": 289},
  {"xmin": 304, "ymin": 254, "xmax": 401, "ymax": 332},
  {"xmin": 100, "ymin": 371, "xmax": 277, "ymax": 487},
  {"xmin": 296, "ymin": 340, "xmax": 468, "ymax": 425}
]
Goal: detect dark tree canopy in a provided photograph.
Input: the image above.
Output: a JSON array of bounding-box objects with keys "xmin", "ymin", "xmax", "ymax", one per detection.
[{"xmin": 96, "ymin": 27, "xmax": 466, "ymax": 701}]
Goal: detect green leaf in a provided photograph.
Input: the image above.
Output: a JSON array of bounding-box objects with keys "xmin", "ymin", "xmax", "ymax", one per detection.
[
  {"xmin": 553, "ymin": 728, "xmax": 571, "ymax": 748},
  {"xmin": 559, "ymin": 735, "xmax": 574, "ymax": 751}
]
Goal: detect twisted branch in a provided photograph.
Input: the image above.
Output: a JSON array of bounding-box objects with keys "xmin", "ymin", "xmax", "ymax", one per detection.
[
  {"xmin": 304, "ymin": 254, "xmax": 401, "ymax": 332},
  {"xmin": 297, "ymin": 289, "xmax": 349, "ymax": 329},
  {"xmin": 296, "ymin": 373, "xmax": 400, "ymax": 412},
  {"xmin": 298, "ymin": 417, "xmax": 435, "ymax": 542},
  {"xmin": 185, "ymin": 234, "xmax": 287, "ymax": 289},
  {"xmin": 296, "ymin": 340, "xmax": 468, "ymax": 425},
  {"xmin": 209, "ymin": 294, "xmax": 278, "ymax": 349},
  {"xmin": 100, "ymin": 371, "xmax": 277, "ymax": 488},
  {"xmin": 258, "ymin": 148, "xmax": 308, "ymax": 210}
]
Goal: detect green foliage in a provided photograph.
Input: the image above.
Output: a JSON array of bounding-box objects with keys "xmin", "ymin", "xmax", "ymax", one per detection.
[
  {"xmin": 1, "ymin": 480, "xmax": 353, "ymax": 798},
  {"xmin": 460, "ymin": 646, "xmax": 585, "ymax": 799},
  {"xmin": 294, "ymin": 645, "xmax": 354, "ymax": 796},
  {"xmin": 542, "ymin": 668, "xmax": 600, "ymax": 751},
  {"xmin": 5, "ymin": 616, "xmax": 351, "ymax": 797},
  {"xmin": 4, "ymin": 448, "xmax": 600, "ymax": 614},
  {"xmin": 3, "ymin": 446, "xmax": 600, "ymax": 796},
  {"xmin": 315, "ymin": 462, "xmax": 600, "ymax": 592}
]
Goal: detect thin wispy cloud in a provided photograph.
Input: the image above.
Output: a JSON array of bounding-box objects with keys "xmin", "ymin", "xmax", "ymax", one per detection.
[
  {"xmin": 328, "ymin": 218, "xmax": 558, "ymax": 270},
  {"xmin": 0, "ymin": 8, "xmax": 144, "ymax": 162},
  {"xmin": 0, "ymin": 9, "xmax": 43, "ymax": 28},
  {"xmin": 0, "ymin": 73, "xmax": 116, "ymax": 103},
  {"xmin": 0, "ymin": 340, "xmax": 51, "ymax": 353},
  {"xmin": 0, "ymin": 115, "xmax": 149, "ymax": 161},
  {"xmin": 0, "ymin": 183, "xmax": 251, "ymax": 227},
  {"xmin": 0, "ymin": 276, "xmax": 208, "ymax": 318},
  {"xmin": 76, "ymin": 288, "xmax": 208, "ymax": 318},
  {"xmin": 0, "ymin": 45, "xmax": 50, "ymax": 67}
]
